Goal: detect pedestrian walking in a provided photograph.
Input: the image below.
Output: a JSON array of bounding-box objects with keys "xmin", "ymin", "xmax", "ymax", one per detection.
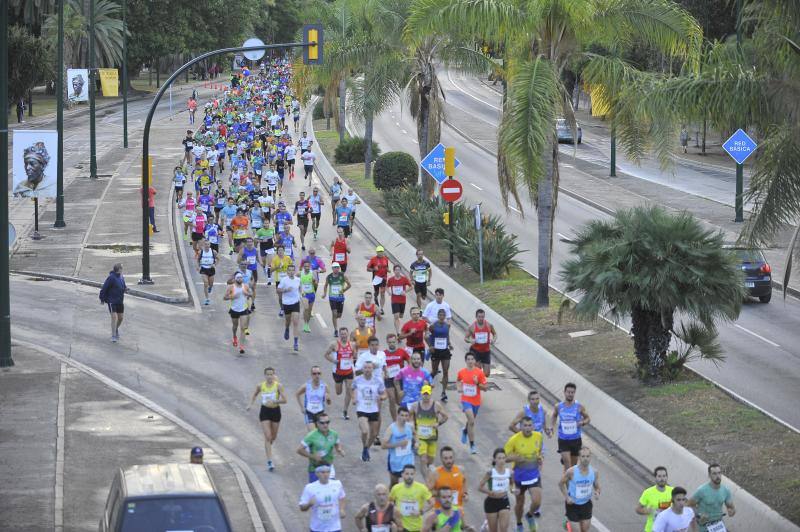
[
  {"xmin": 99, "ymin": 263, "xmax": 127, "ymax": 342},
  {"xmin": 680, "ymin": 126, "xmax": 689, "ymax": 154},
  {"xmin": 142, "ymin": 184, "xmax": 159, "ymax": 233}
]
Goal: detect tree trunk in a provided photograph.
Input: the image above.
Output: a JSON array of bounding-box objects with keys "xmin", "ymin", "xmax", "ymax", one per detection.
[
  {"xmin": 535, "ymin": 134, "xmax": 559, "ymax": 307},
  {"xmin": 631, "ymin": 305, "xmax": 674, "ymax": 380},
  {"xmin": 701, "ymin": 117, "xmax": 707, "ymax": 155},
  {"xmin": 156, "ymin": 58, "xmax": 160, "ymax": 88},
  {"xmin": 419, "ymin": 85, "xmax": 433, "ymax": 200},
  {"xmin": 364, "ymin": 108, "xmax": 374, "ymax": 180},
  {"xmin": 338, "ymin": 77, "xmax": 346, "ymax": 143}
]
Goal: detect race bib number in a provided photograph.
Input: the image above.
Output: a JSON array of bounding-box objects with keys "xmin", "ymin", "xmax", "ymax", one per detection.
[
  {"xmin": 387, "ymin": 365, "xmax": 401, "ymax": 378},
  {"xmin": 330, "ymin": 285, "xmax": 342, "ymax": 296},
  {"xmin": 371, "ymin": 526, "xmax": 390, "ymax": 532},
  {"xmin": 414, "ymin": 271, "xmax": 427, "ymax": 283},
  {"xmin": 334, "ymin": 253, "xmax": 346, "ymax": 262},
  {"xmin": 307, "ymin": 399, "xmax": 323, "ymax": 413},
  {"xmin": 302, "ymin": 283, "xmax": 314, "ymax": 293},
  {"xmin": 493, "ymin": 478, "xmax": 509, "ymax": 492},
  {"xmin": 317, "ymin": 503, "xmax": 335, "ymax": 521},
  {"xmin": 365, "ymin": 317, "xmax": 375, "ymax": 328},
  {"xmin": 462, "ymin": 383, "xmax": 477, "ymax": 397},
  {"xmin": 247, "ymin": 255, "xmax": 256, "ymax": 264},
  {"xmin": 361, "ymin": 396, "xmax": 377, "ymax": 410},
  {"xmin": 260, "ymin": 392, "xmax": 276, "ymax": 405},
  {"xmin": 392, "ymin": 286, "xmax": 404, "ymax": 295},
  {"xmin": 338, "ymin": 213, "xmax": 349, "ymax": 224},
  {"xmin": 434, "ymin": 337, "xmax": 448, "ymax": 350},
  {"xmin": 706, "ymin": 522, "xmax": 727, "ymax": 532},
  {"xmin": 200, "ymin": 256, "xmax": 214, "ymax": 267},
  {"xmin": 400, "ymin": 500, "xmax": 418, "ymax": 516},
  {"xmin": 417, "ymin": 425, "xmax": 434, "ymax": 438},
  {"xmin": 561, "ymin": 420, "xmax": 578, "ymax": 435},
  {"xmin": 475, "ymin": 332, "xmax": 489, "ymax": 344},
  {"xmin": 339, "ymin": 358, "xmax": 353, "ymax": 371},
  {"xmin": 395, "ymin": 440, "xmax": 411, "ymax": 456},
  {"xmin": 575, "ymin": 483, "xmax": 592, "ymax": 500},
  {"xmin": 372, "ymin": 276, "xmax": 384, "ymax": 286}
]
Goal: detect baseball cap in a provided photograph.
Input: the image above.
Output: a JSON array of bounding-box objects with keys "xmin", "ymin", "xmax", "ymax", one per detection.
[
  {"xmin": 421, "ymin": 384, "xmax": 432, "ymax": 395},
  {"xmin": 375, "ymin": 245, "xmax": 385, "ymax": 252},
  {"xmin": 191, "ymin": 446, "xmax": 204, "ymax": 457},
  {"xmin": 315, "ymin": 464, "xmax": 332, "ymax": 473},
  {"xmin": 331, "ymin": 262, "xmax": 341, "ymax": 269}
]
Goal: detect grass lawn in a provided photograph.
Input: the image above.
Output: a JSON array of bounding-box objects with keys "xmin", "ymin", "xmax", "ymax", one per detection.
[{"xmin": 313, "ymin": 115, "xmax": 800, "ymax": 525}]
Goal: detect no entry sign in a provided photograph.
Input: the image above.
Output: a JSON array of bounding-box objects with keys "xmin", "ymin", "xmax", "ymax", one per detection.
[{"xmin": 440, "ymin": 179, "xmax": 463, "ymax": 202}]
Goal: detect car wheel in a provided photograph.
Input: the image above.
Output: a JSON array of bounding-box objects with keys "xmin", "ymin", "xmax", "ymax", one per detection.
[{"xmin": 759, "ymin": 294, "xmax": 771, "ymax": 303}]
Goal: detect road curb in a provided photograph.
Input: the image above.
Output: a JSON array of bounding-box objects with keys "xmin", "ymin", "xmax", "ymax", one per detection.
[
  {"xmin": 11, "ymin": 338, "xmax": 284, "ymax": 532},
  {"xmin": 10, "ymin": 270, "xmax": 190, "ymax": 304},
  {"xmin": 313, "ymin": 101, "xmax": 799, "ymax": 531}
]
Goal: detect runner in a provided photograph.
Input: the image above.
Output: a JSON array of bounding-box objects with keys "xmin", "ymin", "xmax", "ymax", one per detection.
[
  {"xmin": 390, "ymin": 464, "xmax": 432, "ymax": 532},
  {"xmin": 301, "ymin": 247, "xmax": 327, "ymax": 276},
  {"xmin": 189, "ymin": 205, "xmax": 207, "ymax": 255},
  {"xmin": 197, "ymin": 239, "xmax": 217, "ymax": 306},
  {"xmin": 351, "ymin": 314, "xmax": 375, "ymax": 356},
  {"xmin": 331, "ymin": 227, "xmax": 351, "ymax": 272},
  {"xmin": 300, "ymin": 131, "xmax": 312, "ymax": 153},
  {"xmin": 386, "ymin": 265, "xmax": 412, "ymax": 333},
  {"xmin": 254, "ymin": 220, "xmax": 275, "ymax": 282},
  {"xmin": 653, "ymin": 487, "xmax": 696, "ymax": 532},
  {"xmin": 296, "ymin": 366, "xmax": 331, "ymax": 431},
  {"xmin": 428, "ymin": 446, "xmax": 468, "ymax": 509},
  {"xmin": 335, "ymin": 197, "xmax": 354, "ymax": 238},
  {"xmin": 504, "ymin": 416, "xmax": 544, "ymax": 531},
  {"xmin": 277, "ymin": 263, "xmax": 302, "ymax": 351},
  {"xmin": 270, "ymin": 245, "xmax": 293, "ymax": 306},
  {"xmin": 309, "ymin": 186, "xmax": 324, "ymax": 239},
  {"xmin": 183, "ymin": 129, "xmax": 195, "ymax": 165},
  {"xmin": 465, "ymin": 308, "xmax": 498, "ymax": 377},
  {"xmin": 204, "ymin": 214, "xmax": 221, "ymax": 254},
  {"xmin": 478, "ymin": 449, "xmax": 515, "ymax": 532},
  {"xmin": 410, "ymin": 249, "xmax": 432, "ymax": 308},
  {"xmin": 367, "ymin": 246, "xmax": 391, "ymax": 313},
  {"xmin": 637, "ymin": 466, "xmax": 674, "ymax": 532},
  {"xmin": 421, "ymin": 486, "xmax": 475, "ymax": 532},
  {"xmin": 173, "ymin": 165, "xmax": 186, "ymax": 203},
  {"xmin": 422, "ymin": 288, "xmax": 452, "ymax": 324},
  {"xmin": 224, "ymin": 271, "xmax": 251, "ymax": 355},
  {"xmin": 274, "ymin": 199, "xmax": 293, "ymax": 234},
  {"xmin": 559, "ymin": 447, "xmax": 601, "ymax": 532},
  {"xmin": 426, "ymin": 309, "xmax": 452, "ymax": 403},
  {"xmin": 457, "ymin": 352, "xmax": 488, "ymax": 454},
  {"xmin": 298, "ymin": 465, "xmax": 346, "ymax": 532},
  {"xmin": 355, "ymin": 292, "xmax": 381, "ymax": 330},
  {"xmin": 299, "ymin": 259, "xmax": 318, "ymax": 333},
  {"xmin": 688, "ymin": 464, "xmax": 735, "ymax": 532},
  {"xmin": 296, "ymin": 413, "xmax": 345, "ymax": 482},
  {"xmin": 384, "ymin": 333, "xmax": 410, "ymax": 421},
  {"xmin": 302, "ymin": 144, "xmax": 317, "ymax": 183},
  {"xmin": 395, "ymin": 351, "xmax": 432, "ymax": 410},
  {"xmin": 294, "ymin": 190, "xmax": 311, "ymax": 251},
  {"xmin": 238, "ymin": 237, "xmax": 262, "ymax": 308},
  {"xmin": 330, "ymin": 177, "xmax": 343, "ymax": 222},
  {"xmin": 219, "ymin": 197, "xmax": 238, "ymax": 254},
  {"xmin": 551, "ymin": 382, "xmax": 591, "ymax": 471},
  {"xmin": 411, "ymin": 385, "xmax": 447, "ymax": 481},
  {"xmin": 322, "ymin": 262, "xmax": 351, "ymax": 335},
  {"xmin": 382, "ymin": 408, "xmax": 416, "ymax": 487},
  {"xmin": 355, "ymin": 336, "xmax": 388, "ymax": 377},
  {"xmin": 344, "ymin": 188, "xmax": 361, "ymax": 223},
  {"xmin": 353, "ymin": 360, "xmax": 387, "ymax": 462},
  {"xmin": 246, "ymin": 367, "xmax": 287, "ymax": 471},
  {"xmin": 324, "ymin": 327, "xmax": 356, "ymax": 419},
  {"xmin": 354, "ymin": 484, "xmax": 401, "ymax": 532},
  {"xmin": 508, "ymin": 390, "xmax": 551, "ymax": 439},
  {"xmin": 399, "ymin": 307, "xmax": 428, "ymax": 359},
  {"xmin": 230, "ymin": 206, "xmax": 251, "ymax": 254},
  {"xmin": 285, "ymin": 141, "xmax": 297, "ymax": 179}
]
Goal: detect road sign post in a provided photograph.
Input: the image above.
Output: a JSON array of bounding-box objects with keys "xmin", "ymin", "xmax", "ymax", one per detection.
[
  {"xmin": 444, "ymin": 147, "xmax": 458, "ymax": 267},
  {"xmin": 722, "ymin": 129, "xmax": 758, "ymax": 223},
  {"xmin": 474, "ymin": 203, "xmax": 484, "ymax": 284}
]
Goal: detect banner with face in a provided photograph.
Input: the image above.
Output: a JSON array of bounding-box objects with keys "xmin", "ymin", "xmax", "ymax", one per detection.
[
  {"xmin": 12, "ymin": 130, "xmax": 59, "ymax": 198},
  {"xmin": 67, "ymin": 68, "xmax": 89, "ymax": 102}
]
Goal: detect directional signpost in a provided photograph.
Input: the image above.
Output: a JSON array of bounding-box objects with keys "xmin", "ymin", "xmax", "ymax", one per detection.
[
  {"xmin": 722, "ymin": 128, "xmax": 758, "ymax": 223},
  {"xmin": 421, "ymin": 143, "xmax": 460, "ymax": 185}
]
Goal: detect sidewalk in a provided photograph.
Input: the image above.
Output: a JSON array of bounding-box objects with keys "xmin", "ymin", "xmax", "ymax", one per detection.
[
  {"xmin": 9, "ymin": 81, "xmax": 218, "ymax": 302},
  {"xmin": 0, "ymin": 344, "xmax": 259, "ymax": 532}
]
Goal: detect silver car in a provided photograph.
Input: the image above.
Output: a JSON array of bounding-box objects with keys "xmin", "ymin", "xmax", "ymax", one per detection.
[{"xmin": 556, "ymin": 118, "xmax": 582, "ymax": 144}]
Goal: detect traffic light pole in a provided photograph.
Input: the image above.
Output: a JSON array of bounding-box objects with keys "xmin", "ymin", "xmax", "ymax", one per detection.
[
  {"xmin": 122, "ymin": 0, "xmax": 128, "ymax": 148},
  {"xmin": 139, "ymin": 42, "xmax": 309, "ymax": 284},
  {"xmin": 89, "ymin": 0, "xmax": 97, "ymax": 179},
  {"xmin": 1, "ymin": 0, "xmax": 13, "ymax": 366},
  {"xmin": 54, "ymin": 0, "xmax": 66, "ymax": 227}
]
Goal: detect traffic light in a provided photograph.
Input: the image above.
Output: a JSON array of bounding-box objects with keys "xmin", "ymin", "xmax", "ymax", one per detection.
[
  {"xmin": 303, "ymin": 24, "xmax": 323, "ymax": 65},
  {"xmin": 443, "ymin": 211, "xmax": 450, "ymax": 225}
]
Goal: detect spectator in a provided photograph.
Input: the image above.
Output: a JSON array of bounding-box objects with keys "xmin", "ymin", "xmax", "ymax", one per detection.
[
  {"xmin": 190, "ymin": 447, "xmax": 204, "ymax": 464},
  {"xmin": 99, "ymin": 263, "xmax": 127, "ymax": 343},
  {"xmin": 142, "ymin": 185, "xmax": 159, "ymax": 233}
]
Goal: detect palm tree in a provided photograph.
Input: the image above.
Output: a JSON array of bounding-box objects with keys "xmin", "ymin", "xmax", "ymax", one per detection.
[
  {"xmin": 407, "ymin": 0, "xmax": 701, "ymax": 307},
  {"xmin": 561, "ymin": 206, "xmax": 743, "ymax": 381},
  {"xmin": 42, "ymin": 0, "xmax": 124, "ymax": 69}
]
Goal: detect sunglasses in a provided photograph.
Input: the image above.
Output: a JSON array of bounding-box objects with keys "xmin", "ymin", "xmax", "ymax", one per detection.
[
  {"xmin": 317, "ymin": 420, "xmax": 330, "ymax": 425},
  {"xmin": 311, "ymin": 372, "xmax": 321, "ymax": 375}
]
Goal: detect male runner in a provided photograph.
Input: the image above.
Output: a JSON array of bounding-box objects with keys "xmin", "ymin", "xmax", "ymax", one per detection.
[
  {"xmin": 322, "ymin": 262, "xmax": 351, "ymax": 335},
  {"xmin": 427, "ymin": 309, "xmax": 452, "ymax": 403},
  {"xmin": 330, "ymin": 227, "xmax": 351, "ymax": 272},
  {"xmin": 428, "ymin": 446, "xmax": 468, "ymax": 509},
  {"xmin": 296, "ymin": 413, "xmax": 345, "ymax": 482},
  {"xmin": 382, "ymin": 407, "xmax": 416, "ymax": 487},
  {"xmin": 270, "ymin": 245, "xmax": 293, "ymax": 311},
  {"xmin": 422, "ymin": 288, "xmax": 452, "ymax": 325},
  {"xmin": 412, "ymin": 385, "xmax": 447, "ymax": 481},
  {"xmin": 366, "ymin": 246, "xmax": 391, "ymax": 313},
  {"xmin": 301, "ymin": 144, "xmax": 317, "ymax": 183},
  {"xmin": 277, "ymin": 263, "xmax": 302, "ymax": 351},
  {"xmin": 224, "ymin": 271, "xmax": 251, "ymax": 355},
  {"xmin": 399, "ymin": 307, "xmax": 428, "ymax": 359},
  {"xmin": 295, "ymin": 366, "xmax": 331, "ymax": 431},
  {"xmin": 353, "ymin": 360, "xmax": 387, "ymax": 462},
  {"xmin": 238, "ymin": 237, "xmax": 262, "ymax": 308},
  {"xmin": 465, "ymin": 308, "xmax": 498, "ymax": 377},
  {"xmin": 688, "ymin": 464, "xmax": 735, "ymax": 532},
  {"xmin": 395, "ymin": 352, "xmax": 432, "ymax": 410},
  {"xmin": 384, "ymin": 333, "xmax": 410, "ymax": 421},
  {"xmin": 654, "ymin": 487, "xmax": 697, "ymax": 532},
  {"xmin": 324, "ymin": 327, "xmax": 356, "ymax": 419},
  {"xmin": 298, "ymin": 465, "xmax": 346, "ymax": 532},
  {"xmin": 559, "ymin": 447, "xmax": 601, "ymax": 532},
  {"xmin": 354, "ymin": 484, "xmax": 401, "ymax": 532},
  {"xmin": 355, "ymin": 291, "xmax": 381, "ymax": 330},
  {"xmin": 330, "ymin": 177, "xmax": 343, "ymax": 222},
  {"xmin": 386, "ymin": 265, "xmax": 412, "ymax": 333},
  {"xmin": 294, "ymin": 190, "xmax": 311, "ymax": 251},
  {"xmin": 637, "ymin": 466, "xmax": 674, "ymax": 532},
  {"xmin": 551, "ymin": 382, "xmax": 591, "ymax": 471},
  {"xmin": 299, "ymin": 260, "xmax": 318, "ymax": 333},
  {"xmin": 389, "ymin": 464, "xmax": 432, "ymax": 531},
  {"xmin": 504, "ymin": 416, "xmax": 544, "ymax": 532},
  {"xmin": 308, "ymin": 186, "xmax": 324, "ymax": 238},
  {"xmin": 457, "ymin": 352, "xmax": 488, "ymax": 454},
  {"xmin": 409, "ymin": 249, "xmax": 432, "ymax": 308},
  {"xmin": 421, "ymin": 486, "xmax": 475, "ymax": 532}
]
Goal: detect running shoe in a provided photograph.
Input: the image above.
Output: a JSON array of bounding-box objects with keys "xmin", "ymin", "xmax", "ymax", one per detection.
[
  {"xmin": 516, "ymin": 524, "xmax": 525, "ymax": 532},
  {"xmin": 380, "ymin": 308, "xmax": 385, "ymax": 315},
  {"xmin": 111, "ymin": 335, "xmax": 118, "ymax": 343},
  {"xmin": 461, "ymin": 428, "xmax": 468, "ymax": 444},
  {"xmin": 333, "ymin": 330, "xmax": 338, "ymax": 338},
  {"xmin": 245, "ymin": 328, "xmax": 250, "ymax": 336},
  {"xmin": 301, "ymin": 245, "xmax": 306, "ymax": 251},
  {"xmin": 278, "ymin": 309, "xmax": 284, "ymax": 317},
  {"xmin": 533, "ymin": 510, "xmax": 541, "ymax": 519},
  {"xmin": 204, "ymin": 298, "xmax": 210, "ymax": 305},
  {"xmin": 267, "ymin": 460, "xmax": 274, "ymax": 471},
  {"xmin": 284, "ymin": 327, "xmax": 290, "ymax": 340},
  {"xmin": 294, "ymin": 338, "xmax": 299, "ymax": 351},
  {"xmin": 525, "ymin": 513, "xmax": 537, "ymax": 531},
  {"xmin": 373, "ymin": 437, "xmax": 381, "ymax": 447},
  {"xmin": 361, "ymin": 448, "xmax": 370, "ymax": 462},
  {"xmin": 342, "ymin": 410, "xmax": 349, "ymax": 420},
  {"xmin": 470, "ymin": 444, "xmax": 478, "ymax": 455},
  {"xmin": 303, "ymin": 323, "xmax": 311, "ymax": 333},
  {"xmin": 440, "ymin": 392, "xmax": 448, "ymax": 403},
  {"xmin": 232, "ymin": 336, "xmax": 238, "ymax": 347},
  {"xmin": 239, "ymin": 347, "xmax": 245, "ymax": 355}
]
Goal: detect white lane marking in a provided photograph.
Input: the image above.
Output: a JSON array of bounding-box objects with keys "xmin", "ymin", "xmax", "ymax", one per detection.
[
  {"xmin": 401, "ymin": 129, "xmax": 408, "ymax": 134},
  {"xmin": 562, "ymin": 163, "xmax": 574, "ymax": 168},
  {"xmin": 412, "ymin": 139, "xmax": 419, "ymax": 144},
  {"xmin": 446, "ymin": 69, "xmax": 502, "ymax": 111},
  {"xmin": 592, "ymin": 517, "xmax": 612, "ymax": 532},
  {"xmin": 395, "ymin": 122, "xmax": 401, "ymax": 126},
  {"xmin": 55, "ymin": 363, "xmax": 66, "ymax": 531},
  {"xmin": 734, "ymin": 324, "xmax": 780, "ymax": 347},
  {"xmin": 470, "ymin": 183, "xmax": 483, "ymax": 191},
  {"xmin": 509, "ymin": 206, "xmax": 521, "ymax": 213},
  {"xmin": 315, "ymin": 313, "xmax": 328, "ymax": 328},
  {"xmin": 557, "ymin": 232, "xmax": 572, "ymax": 241}
]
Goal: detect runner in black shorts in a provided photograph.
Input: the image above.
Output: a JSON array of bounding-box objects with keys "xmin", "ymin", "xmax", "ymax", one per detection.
[
  {"xmin": 294, "ymin": 191, "xmax": 311, "ymax": 251},
  {"xmin": 246, "ymin": 367, "xmax": 287, "ymax": 471}
]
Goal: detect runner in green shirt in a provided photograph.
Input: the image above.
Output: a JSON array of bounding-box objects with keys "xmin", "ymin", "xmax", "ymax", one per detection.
[
  {"xmin": 689, "ymin": 464, "xmax": 735, "ymax": 532},
  {"xmin": 300, "ymin": 261, "xmax": 318, "ymax": 333},
  {"xmin": 296, "ymin": 413, "xmax": 344, "ymax": 482}
]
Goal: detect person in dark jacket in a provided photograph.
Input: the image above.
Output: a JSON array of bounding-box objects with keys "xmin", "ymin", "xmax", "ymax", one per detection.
[{"xmin": 99, "ymin": 263, "xmax": 127, "ymax": 342}]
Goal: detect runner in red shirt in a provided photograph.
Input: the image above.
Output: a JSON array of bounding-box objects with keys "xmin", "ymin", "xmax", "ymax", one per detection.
[
  {"xmin": 354, "ymin": 291, "xmax": 381, "ymax": 329},
  {"xmin": 399, "ymin": 307, "xmax": 427, "ymax": 359},
  {"xmin": 330, "ymin": 227, "xmax": 350, "ymax": 272},
  {"xmin": 323, "ymin": 327, "xmax": 356, "ymax": 420},
  {"xmin": 457, "ymin": 352, "xmax": 488, "ymax": 454},
  {"xmin": 464, "ymin": 308, "xmax": 498, "ymax": 377},
  {"xmin": 385, "ymin": 265, "xmax": 412, "ymax": 333},
  {"xmin": 383, "ymin": 332, "xmax": 410, "ymax": 421},
  {"xmin": 366, "ymin": 246, "xmax": 391, "ymax": 314}
]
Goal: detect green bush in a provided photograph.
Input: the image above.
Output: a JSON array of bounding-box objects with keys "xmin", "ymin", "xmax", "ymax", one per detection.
[
  {"xmin": 383, "ymin": 186, "xmax": 423, "ymax": 217},
  {"xmin": 398, "ymin": 197, "xmax": 441, "ymax": 244},
  {"xmin": 439, "ymin": 209, "xmax": 524, "ymax": 278},
  {"xmin": 373, "ymin": 152, "xmax": 418, "ymax": 190},
  {"xmin": 334, "ymin": 136, "xmax": 381, "ymax": 164},
  {"xmin": 312, "ymin": 104, "xmax": 327, "ymax": 120}
]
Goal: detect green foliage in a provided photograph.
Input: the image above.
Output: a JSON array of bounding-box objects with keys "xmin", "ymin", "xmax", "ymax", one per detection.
[
  {"xmin": 8, "ymin": 25, "xmax": 51, "ymax": 101},
  {"xmin": 334, "ymin": 136, "xmax": 381, "ymax": 164},
  {"xmin": 373, "ymin": 152, "xmax": 418, "ymax": 190},
  {"xmin": 313, "ymin": 104, "xmax": 328, "ymax": 120},
  {"xmin": 382, "ymin": 186, "xmax": 422, "ymax": 217}
]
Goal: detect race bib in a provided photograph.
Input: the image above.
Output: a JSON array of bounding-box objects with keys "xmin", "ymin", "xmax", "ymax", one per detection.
[
  {"xmin": 706, "ymin": 522, "xmax": 727, "ymax": 532},
  {"xmin": 434, "ymin": 337, "xmax": 448, "ymax": 350},
  {"xmin": 307, "ymin": 399, "xmax": 323, "ymax": 413},
  {"xmin": 339, "ymin": 358, "xmax": 352, "ymax": 371},
  {"xmin": 462, "ymin": 383, "xmax": 477, "ymax": 397},
  {"xmin": 371, "ymin": 526, "xmax": 390, "ymax": 532},
  {"xmin": 493, "ymin": 478, "xmax": 509, "ymax": 492},
  {"xmin": 387, "ymin": 365, "xmax": 401, "ymax": 378},
  {"xmin": 417, "ymin": 425, "xmax": 434, "ymax": 438},
  {"xmin": 400, "ymin": 501, "xmax": 418, "ymax": 516},
  {"xmin": 520, "ymin": 476, "xmax": 539, "ymax": 486},
  {"xmin": 361, "ymin": 396, "xmax": 377, "ymax": 410},
  {"xmin": 475, "ymin": 332, "xmax": 489, "ymax": 344},
  {"xmin": 247, "ymin": 255, "xmax": 256, "ymax": 264},
  {"xmin": 392, "ymin": 286, "xmax": 404, "ymax": 296},
  {"xmin": 334, "ymin": 253, "xmax": 345, "ymax": 262},
  {"xmin": 302, "ymin": 283, "xmax": 314, "ymax": 293},
  {"xmin": 200, "ymin": 256, "xmax": 214, "ymax": 267},
  {"xmin": 317, "ymin": 503, "xmax": 335, "ymax": 521},
  {"xmin": 261, "ymin": 391, "xmax": 276, "ymax": 405},
  {"xmin": 414, "ymin": 271, "xmax": 427, "ymax": 283},
  {"xmin": 451, "ymin": 491, "xmax": 459, "ymax": 505},
  {"xmin": 330, "ymin": 285, "xmax": 342, "ymax": 296},
  {"xmin": 338, "ymin": 213, "xmax": 349, "ymax": 224},
  {"xmin": 561, "ymin": 420, "xmax": 578, "ymax": 435},
  {"xmin": 372, "ymin": 276, "xmax": 384, "ymax": 286},
  {"xmin": 575, "ymin": 483, "xmax": 592, "ymax": 500},
  {"xmin": 395, "ymin": 440, "xmax": 411, "ymax": 456},
  {"xmin": 365, "ymin": 317, "xmax": 375, "ymax": 328}
]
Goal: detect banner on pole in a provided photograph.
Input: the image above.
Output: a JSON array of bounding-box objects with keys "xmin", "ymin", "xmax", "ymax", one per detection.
[
  {"xmin": 12, "ymin": 130, "xmax": 59, "ymax": 198},
  {"xmin": 67, "ymin": 68, "xmax": 89, "ymax": 102},
  {"xmin": 99, "ymin": 68, "xmax": 119, "ymax": 97},
  {"xmin": 233, "ymin": 54, "xmax": 245, "ymax": 71}
]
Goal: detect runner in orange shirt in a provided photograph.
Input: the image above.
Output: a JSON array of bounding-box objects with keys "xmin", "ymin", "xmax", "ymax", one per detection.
[{"xmin": 456, "ymin": 352, "xmax": 488, "ymax": 455}]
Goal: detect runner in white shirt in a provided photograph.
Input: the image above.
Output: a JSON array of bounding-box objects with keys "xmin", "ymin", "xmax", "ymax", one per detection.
[
  {"xmin": 285, "ymin": 144, "xmax": 297, "ymax": 179},
  {"xmin": 422, "ymin": 288, "xmax": 452, "ymax": 324},
  {"xmin": 653, "ymin": 487, "xmax": 697, "ymax": 532},
  {"xmin": 353, "ymin": 360, "xmax": 387, "ymax": 462},
  {"xmin": 302, "ymin": 148, "xmax": 317, "ymax": 183},
  {"xmin": 355, "ymin": 336, "xmax": 387, "ymax": 376},
  {"xmin": 277, "ymin": 263, "xmax": 302, "ymax": 352},
  {"xmin": 298, "ymin": 466, "xmax": 346, "ymax": 532}
]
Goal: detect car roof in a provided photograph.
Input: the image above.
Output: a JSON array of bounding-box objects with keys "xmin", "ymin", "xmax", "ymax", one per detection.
[{"xmin": 121, "ymin": 464, "xmax": 216, "ymax": 498}]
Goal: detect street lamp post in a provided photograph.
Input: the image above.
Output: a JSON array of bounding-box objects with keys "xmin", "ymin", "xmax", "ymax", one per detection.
[
  {"xmin": 1, "ymin": 0, "xmax": 14, "ymax": 366},
  {"xmin": 54, "ymin": 0, "xmax": 66, "ymax": 228},
  {"xmin": 89, "ymin": 0, "xmax": 98, "ymax": 178},
  {"xmin": 122, "ymin": 0, "xmax": 128, "ymax": 148},
  {"xmin": 734, "ymin": 0, "xmax": 744, "ymax": 223}
]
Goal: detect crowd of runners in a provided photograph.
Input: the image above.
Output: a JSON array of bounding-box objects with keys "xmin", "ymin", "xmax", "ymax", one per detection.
[{"xmin": 173, "ymin": 58, "xmax": 737, "ymax": 532}]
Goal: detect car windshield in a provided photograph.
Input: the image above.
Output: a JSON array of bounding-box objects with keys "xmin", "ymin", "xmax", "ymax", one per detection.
[
  {"xmin": 120, "ymin": 497, "xmax": 230, "ymax": 532},
  {"xmin": 733, "ymin": 249, "xmax": 765, "ymax": 263},
  {"xmin": 556, "ymin": 119, "xmax": 567, "ymax": 128}
]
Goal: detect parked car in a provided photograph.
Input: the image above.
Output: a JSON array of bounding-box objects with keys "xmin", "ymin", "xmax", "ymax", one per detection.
[
  {"xmin": 556, "ymin": 118, "xmax": 582, "ymax": 144},
  {"xmin": 99, "ymin": 463, "xmax": 232, "ymax": 532},
  {"xmin": 729, "ymin": 247, "xmax": 772, "ymax": 303}
]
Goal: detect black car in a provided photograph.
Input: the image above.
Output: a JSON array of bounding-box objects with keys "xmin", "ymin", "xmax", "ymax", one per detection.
[{"xmin": 731, "ymin": 248, "xmax": 772, "ymax": 303}]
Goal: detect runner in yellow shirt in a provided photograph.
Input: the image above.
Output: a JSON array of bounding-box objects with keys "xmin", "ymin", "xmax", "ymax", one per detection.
[
  {"xmin": 389, "ymin": 464, "xmax": 433, "ymax": 532},
  {"xmin": 636, "ymin": 466, "xmax": 673, "ymax": 532},
  {"xmin": 503, "ymin": 417, "xmax": 543, "ymax": 531}
]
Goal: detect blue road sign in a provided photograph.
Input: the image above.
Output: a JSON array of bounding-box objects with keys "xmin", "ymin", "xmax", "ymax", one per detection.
[
  {"xmin": 421, "ymin": 143, "xmax": 460, "ymax": 184},
  {"xmin": 723, "ymin": 129, "xmax": 758, "ymax": 165}
]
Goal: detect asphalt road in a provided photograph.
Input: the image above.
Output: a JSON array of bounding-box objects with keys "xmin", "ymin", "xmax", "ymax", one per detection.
[
  {"xmin": 364, "ymin": 70, "xmax": 800, "ymax": 431},
  {"xmin": 9, "ymin": 164, "xmax": 661, "ymax": 531}
]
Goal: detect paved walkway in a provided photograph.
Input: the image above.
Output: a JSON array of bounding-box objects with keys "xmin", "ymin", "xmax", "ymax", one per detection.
[{"xmin": 0, "ymin": 344, "xmax": 258, "ymax": 532}]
